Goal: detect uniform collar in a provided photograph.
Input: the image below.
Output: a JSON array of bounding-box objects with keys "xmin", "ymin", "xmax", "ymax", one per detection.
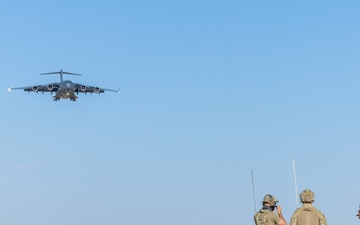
[{"xmin": 262, "ymin": 206, "xmax": 273, "ymax": 211}]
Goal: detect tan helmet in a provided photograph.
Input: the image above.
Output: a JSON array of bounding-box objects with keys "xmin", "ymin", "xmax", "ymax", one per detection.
[
  {"xmin": 262, "ymin": 194, "xmax": 278, "ymax": 206},
  {"xmin": 300, "ymin": 189, "xmax": 315, "ymax": 203}
]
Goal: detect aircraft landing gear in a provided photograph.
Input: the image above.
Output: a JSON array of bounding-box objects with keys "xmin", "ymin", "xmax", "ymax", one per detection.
[{"xmin": 52, "ymin": 96, "xmax": 60, "ymax": 101}]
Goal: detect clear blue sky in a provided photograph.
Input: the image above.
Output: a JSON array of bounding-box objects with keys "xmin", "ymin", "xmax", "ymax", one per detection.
[{"xmin": 1, "ymin": 1, "xmax": 360, "ymax": 224}]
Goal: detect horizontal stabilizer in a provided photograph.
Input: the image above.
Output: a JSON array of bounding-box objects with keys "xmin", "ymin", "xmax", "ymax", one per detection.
[
  {"xmin": 40, "ymin": 71, "xmax": 81, "ymax": 76},
  {"xmin": 40, "ymin": 69, "xmax": 81, "ymax": 82}
]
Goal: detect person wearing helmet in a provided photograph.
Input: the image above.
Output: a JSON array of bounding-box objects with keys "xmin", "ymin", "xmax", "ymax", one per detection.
[
  {"xmin": 289, "ymin": 189, "xmax": 327, "ymax": 225},
  {"xmin": 254, "ymin": 194, "xmax": 287, "ymax": 225}
]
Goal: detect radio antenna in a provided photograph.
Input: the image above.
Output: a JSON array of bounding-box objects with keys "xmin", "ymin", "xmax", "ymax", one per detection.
[
  {"xmin": 251, "ymin": 170, "xmax": 257, "ymax": 213},
  {"xmin": 292, "ymin": 159, "xmax": 298, "ymax": 209}
]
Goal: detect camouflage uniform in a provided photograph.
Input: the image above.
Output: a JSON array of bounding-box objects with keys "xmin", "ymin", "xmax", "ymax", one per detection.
[
  {"xmin": 254, "ymin": 194, "xmax": 282, "ymax": 225},
  {"xmin": 254, "ymin": 207, "xmax": 281, "ymax": 225},
  {"xmin": 289, "ymin": 190, "xmax": 327, "ymax": 225}
]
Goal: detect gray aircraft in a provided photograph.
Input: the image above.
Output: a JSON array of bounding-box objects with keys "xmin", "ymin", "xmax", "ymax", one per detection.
[{"xmin": 8, "ymin": 69, "xmax": 120, "ymax": 101}]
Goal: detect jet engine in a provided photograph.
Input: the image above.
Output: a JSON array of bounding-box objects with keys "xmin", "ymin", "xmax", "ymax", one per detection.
[
  {"xmin": 94, "ymin": 87, "xmax": 100, "ymax": 93},
  {"xmin": 32, "ymin": 86, "xmax": 39, "ymax": 92},
  {"xmin": 80, "ymin": 85, "xmax": 87, "ymax": 91},
  {"xmin": 47, "ymin": 84, "xmax": 54, "ymax": 91}
]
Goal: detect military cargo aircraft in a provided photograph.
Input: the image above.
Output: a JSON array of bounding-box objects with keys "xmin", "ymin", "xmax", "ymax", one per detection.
[{"xmin": 8, "ymin": 69, "xmax": 120, "ymax": 101}]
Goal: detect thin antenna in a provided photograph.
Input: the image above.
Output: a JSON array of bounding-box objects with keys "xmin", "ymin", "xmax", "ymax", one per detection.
[
  {"xmin": 251, "ymin": 170, "xmax": 257, "ymax": 213},
  {"xmin": 292, "ymin": 159, "xmax": 298, "ymax": 209}
]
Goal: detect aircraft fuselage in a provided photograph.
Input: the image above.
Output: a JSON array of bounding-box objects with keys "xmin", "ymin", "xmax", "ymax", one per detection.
[{"xmin": 53, "ymin": 80, "xmax": 77, "ymax": 101}]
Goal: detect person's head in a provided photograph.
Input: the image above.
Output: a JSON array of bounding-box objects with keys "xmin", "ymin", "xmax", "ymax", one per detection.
[
  {"xmin": 262, "ymin": 194, "xmax": 278, "ymax": 208},
  {"xmin": 300, "ymin": 189, "xmax": 315, "ymax": 204}
]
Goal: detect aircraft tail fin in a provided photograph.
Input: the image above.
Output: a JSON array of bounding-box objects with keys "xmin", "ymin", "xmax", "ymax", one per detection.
[{"xmin": 40, "ymin": 69, "xmax": 81, "ymax": 82}]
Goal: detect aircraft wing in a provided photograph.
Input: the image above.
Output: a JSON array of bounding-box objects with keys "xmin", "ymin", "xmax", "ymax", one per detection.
[
  {"xmin": 8, "ymin": 83, "xmax": 60, "ymax": 92},
  {"xmin": 74, "ymin": 83, "xmax": 120, "ymax": 94}
]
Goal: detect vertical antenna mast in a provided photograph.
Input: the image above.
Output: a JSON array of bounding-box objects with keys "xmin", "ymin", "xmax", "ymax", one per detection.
[
  {"xmin": 251, "ymin": 170, "xmax": 257, "ymax": 213},
  {"xmin": 292, "ymin": 159, "xmax": 298, "ymax": 209}
]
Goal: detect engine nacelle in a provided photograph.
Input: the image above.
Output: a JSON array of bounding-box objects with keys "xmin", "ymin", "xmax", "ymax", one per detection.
[
  {"xmin": 32, "ymin": 86, "xmax": 39, "ymax": 92},
  {"xmin": 80, "ymin": 85, "xmax": 87, "ymax": 91},
  {"xmin": 47, "ymin": 84, "xmax": 54, "ymax": 91},
  {"xmin": 94, "ymin": 87, "xmax": 100, "ymax": 93}
]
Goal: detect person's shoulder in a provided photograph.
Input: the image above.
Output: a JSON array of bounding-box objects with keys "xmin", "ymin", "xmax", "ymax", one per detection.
[
  {"xmin": 254, "ymin": 209, "xmax": 269, "ymax": 217},
  {"xmin": 290, "ymin": 207, "xmax": 301, "ymax": 218},
  {"xmin": 312, "ymin": 206, "xmax": 324, "ymax": 214},
  {"xmin": 311, "ymin": 206, "xmax": 326, "ymax": 220},
  {"xmin": 316, "ymin": 209, "xmax": 326, "ymax": 217},
  {"xmin": 267, "ymin": 210, "xmax": 279, "ymax": 219}
]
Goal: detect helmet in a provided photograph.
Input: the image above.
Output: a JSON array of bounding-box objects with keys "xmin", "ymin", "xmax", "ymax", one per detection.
[
  {"xmin": 300, "ymin": 189, "xmax": 315, "ymax": 203},
  {"xmin": 262, "ymin": 194, "xmax": 278, "ymax": 206}
]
